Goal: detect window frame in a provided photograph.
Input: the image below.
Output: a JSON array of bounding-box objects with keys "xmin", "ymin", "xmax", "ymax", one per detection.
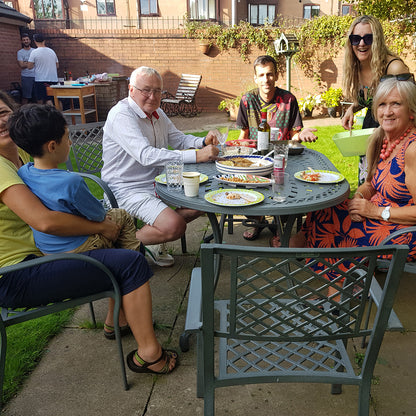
[
  {"xmin": 188, "ymin": 0, "xmax": 216, "ymax": 21},
  {"xmin": 96, "ymin": 0, "xmax": 116, "ymax": 16},
  {"xmin": 248, "ymin": 3, "xmax": 276, "ymax": 26},
  {"xmin": 341, "ymin": 4, "xmax": 354, "ymax": 16},
  {"xmin": 33, "ymin": 0, "xmax": 64, "ymax": 19},
  {"xmin": 303, "ymin": 4, "xmax": 320, "ymax": 20},
  {"xmin": 140, "ymin": 0, "xmax": 159, "ymax": 16}
]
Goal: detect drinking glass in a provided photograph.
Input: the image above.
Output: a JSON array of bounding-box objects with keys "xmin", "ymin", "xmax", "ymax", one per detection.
[
  {"xmin": 272, "ymin": 172, "xmax": 289, "ymax": 202},
  {"xmin": 215, "ymin": 127, "xmax": 229, "ymax": 155},
  {"xmin": 166, "ymin": 161, "xmax": 183, "ymax": 192}
]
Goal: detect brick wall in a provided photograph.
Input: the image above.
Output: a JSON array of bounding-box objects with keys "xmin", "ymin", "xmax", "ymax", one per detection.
[
  {"xmin": 39, "ymin": 28, "xmax": 344, "ymax": 114},
  {"xmin": 0, "ymin": 23, "xmax": 24, "ymax": 93}
]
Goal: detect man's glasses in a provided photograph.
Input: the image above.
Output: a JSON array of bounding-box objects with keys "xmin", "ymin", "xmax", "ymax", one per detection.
[
  {"xmin": 349, "ymin": 34, "xmax": 373, "ymax": 46},
  {"xmin": 132, "ymin": 85, "xmax": 162, "ymax": 98},
  {"xmin": 380, "ymin": 73, "xmax": 415, "ymax": 83}
]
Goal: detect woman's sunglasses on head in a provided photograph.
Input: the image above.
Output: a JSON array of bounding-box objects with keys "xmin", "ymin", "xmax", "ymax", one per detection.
[
  {"xmin": 380, "ymin": 73, "xmax": 415, "ymax": 83},
  {"xmin": 349, "ymin": 34, "xmax": 373, "ymax": 46}
]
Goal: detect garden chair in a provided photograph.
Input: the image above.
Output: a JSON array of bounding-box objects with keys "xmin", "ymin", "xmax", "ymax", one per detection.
[
  {"xmin": 0, "ymin": 253, "xmax": 129, "ymax": 410},
  {"xmin": 161, "ymin": 74, "xmax": 202, "ymax": 117},
  {"xmin": 187, "ymin": 243, "xmax": 408, "ymax": 416},
  {"xmin": 67, "ymin": 122, "xmax": 187, "ymax": 253}
]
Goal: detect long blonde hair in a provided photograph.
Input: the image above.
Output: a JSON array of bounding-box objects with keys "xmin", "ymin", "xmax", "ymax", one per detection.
[
  {"xmin": 366, "ymin": 78, "xmax": 416, "ymax": 180},
  {"xmin": 343, "ymin": 15, "xmax": 397, "ymax": 104}
]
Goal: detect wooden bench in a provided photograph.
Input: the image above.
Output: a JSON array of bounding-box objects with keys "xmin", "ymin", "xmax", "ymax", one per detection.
[{"xmin": 161, "ymin": 74, "xmax": 202, "ymax": 117}]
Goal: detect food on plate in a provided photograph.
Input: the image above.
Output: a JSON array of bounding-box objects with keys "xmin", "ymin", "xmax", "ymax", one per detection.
[
  {"xmin": 225, "ymin": 192, "xmax": 241, "ymax": 200},
  {"xmin": 218, "ymin": 157, "xmax": 254, "ymax": 167},
  {"xmin": 226, "ymin": 139, "xmax": 257, "ymax": 148},
  {"xmin": 218, "ymin": 174, "xmax": 270, "ymax": 184},
  {"xmin": 300, "ymin": 170, "xmax": 321, "ymax": 181}
]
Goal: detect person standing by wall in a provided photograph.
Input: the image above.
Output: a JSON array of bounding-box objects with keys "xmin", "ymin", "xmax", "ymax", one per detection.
[
  {"xmin": 17, "ymin": 33, "xmax": 35, "ymax": 104},
  {"xmin": 27, "ymin": 33, "xmax": 59, "ymax": 105}
]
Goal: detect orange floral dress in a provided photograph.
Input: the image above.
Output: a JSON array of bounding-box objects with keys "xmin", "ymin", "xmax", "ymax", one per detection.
[{"xmin": 302, "ymin": 133, "xmax": 416, "ymax": 275}]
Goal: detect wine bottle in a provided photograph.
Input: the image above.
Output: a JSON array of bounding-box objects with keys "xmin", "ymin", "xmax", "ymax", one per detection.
[{"xmin": 257, "ymin": 110, "xmax": 270, "ymax": 155}]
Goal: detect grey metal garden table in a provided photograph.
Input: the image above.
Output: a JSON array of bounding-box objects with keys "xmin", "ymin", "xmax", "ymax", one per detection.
[
  {"xmin": 156, "ymin": 147, "xmax": 350, "ymax": 352},
  {"xmin": 156, "ymin": 147, "xmax": 350, "ymax": 247}
]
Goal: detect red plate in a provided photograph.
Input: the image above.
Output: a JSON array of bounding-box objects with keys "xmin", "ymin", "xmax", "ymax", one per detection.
[{"xmin": 226, "ymin": 139, "xmax": 257, "ymax": 148}]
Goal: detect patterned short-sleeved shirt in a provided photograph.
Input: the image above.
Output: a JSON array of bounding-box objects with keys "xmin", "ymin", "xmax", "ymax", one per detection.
[{"xmin": 236, "ymin": 87, "xmax": 303, "ymax": 141}]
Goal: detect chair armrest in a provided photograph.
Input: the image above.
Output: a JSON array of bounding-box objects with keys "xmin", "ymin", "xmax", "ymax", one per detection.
[
  {"xmin": 380, "ymin": 226, "xmax": 416, "ymax": 245},
  {"xmin": 0, "ymin": 253, "xmax": 121, "ymax": 298},
  {"xmin": 75, "ymin": 172, "xmax": 118, "ymax": 209},
  {"xmin": 184, "ymin": 267, "xmax": 202, "ymax": 332}
]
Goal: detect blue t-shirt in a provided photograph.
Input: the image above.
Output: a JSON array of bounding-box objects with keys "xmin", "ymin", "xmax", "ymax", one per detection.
[{"xmin": 18, "ymin": 163, "xmax": 106, "ymax": 253}]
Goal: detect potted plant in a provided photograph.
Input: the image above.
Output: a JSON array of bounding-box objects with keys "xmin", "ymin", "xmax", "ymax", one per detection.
[
  {"xmin": 298, "ymin": 94, "xmax": 321, "ymax": 118},
  {"xmin": 218, "ymin": 96, "xmax": 241, "ymax": 121},
  {"xmin": 321, "ymin": 87, "xmax": 343, "ymax": 117}
]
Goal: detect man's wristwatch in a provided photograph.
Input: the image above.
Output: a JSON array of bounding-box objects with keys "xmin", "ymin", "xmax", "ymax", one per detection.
[{"xmin": 381, "ymin": 206, "xmax": 391, "ymax": 221}]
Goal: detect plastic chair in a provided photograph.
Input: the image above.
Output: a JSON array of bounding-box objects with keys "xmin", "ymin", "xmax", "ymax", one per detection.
[
  {"xmin": 187, "ymin": 243, "xmax": 408, "ymax": 415},
  {"xmin": 0, "ymin": 253, "xmax": 129, "ymax": 409},
  {"xmin": 67, "ymin": 122, "xmax": 187, "ymax": 253},
  {"xmin": 161, "ymin": 74, "xmax": 202, "ymax": 117}
]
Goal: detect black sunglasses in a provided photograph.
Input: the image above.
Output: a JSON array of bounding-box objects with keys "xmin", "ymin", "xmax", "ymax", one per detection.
[
  {"xmin": 349, "ymin": 34, "xmax": 373, "ymax": 46},
  {"xmin": 380, "ymin": 73, "xmax": 415, "ymax": 83}
]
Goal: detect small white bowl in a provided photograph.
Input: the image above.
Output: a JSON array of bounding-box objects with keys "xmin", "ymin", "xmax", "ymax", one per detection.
[{"xmin": 216, "ymin": 155, "xmax": 274, "ymax": 176}]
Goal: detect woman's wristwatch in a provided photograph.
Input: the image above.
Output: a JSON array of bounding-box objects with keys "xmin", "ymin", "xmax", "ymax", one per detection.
[{"xmin": 381, "ymin": 206, "xmax": 391, "ymax": 221}]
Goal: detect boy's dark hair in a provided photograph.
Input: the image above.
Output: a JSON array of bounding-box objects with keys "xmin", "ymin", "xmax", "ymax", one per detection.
[
  {"xmin": 253, "ymin": 55, "xmax": 277, "ymax": 74},
  {"xmin": 8, "ymin": 104, "xmax": 67, "ymax": 158}
]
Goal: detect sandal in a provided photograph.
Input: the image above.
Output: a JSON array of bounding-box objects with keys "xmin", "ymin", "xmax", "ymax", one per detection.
[
  {"xmin": 126, "ymin": 348, "xmax": 178, "ymax": 374},
  {"xmin": 103, "ymin": 323, "xmax": 132, "ymax": 340},
  {"xmin": 243, "ymin": 217, "xmax": 269, "ymax": 241}
]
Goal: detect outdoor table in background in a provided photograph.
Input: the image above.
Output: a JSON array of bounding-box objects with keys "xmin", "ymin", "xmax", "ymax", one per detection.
[{"xmin": 47, "ymin": 84, "xmax": 98, "ymax": 125}]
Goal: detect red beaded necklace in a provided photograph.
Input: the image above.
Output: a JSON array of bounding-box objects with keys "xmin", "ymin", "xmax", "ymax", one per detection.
[{"xmin": 380, "ymin": 126, "xmax": 412, "ymax": 161}]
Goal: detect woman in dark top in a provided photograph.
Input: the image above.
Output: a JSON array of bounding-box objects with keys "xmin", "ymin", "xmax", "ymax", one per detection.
[{"xmin": 341, "ymin": 15, "xmax": 410, "ymax": 184}]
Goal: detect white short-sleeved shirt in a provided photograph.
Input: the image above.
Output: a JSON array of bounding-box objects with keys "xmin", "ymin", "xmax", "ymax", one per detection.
[{"xmin": 28, "ymin": 47, "xmax": 58, "ymax": 82}]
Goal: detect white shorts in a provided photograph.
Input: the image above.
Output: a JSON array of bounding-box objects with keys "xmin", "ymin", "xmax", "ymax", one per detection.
[{"xmin": 115, "ymin": 190, "xmax": 171, "ymax": 226}]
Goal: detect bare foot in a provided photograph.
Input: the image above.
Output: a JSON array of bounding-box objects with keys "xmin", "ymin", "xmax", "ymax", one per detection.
[
  {"xmin": 289, "ymin": 231, "xmax": 307, "ymax": 248},
  {"xmin": 269, "ymin": 235, "xmax": 281, "ymax": 247}
]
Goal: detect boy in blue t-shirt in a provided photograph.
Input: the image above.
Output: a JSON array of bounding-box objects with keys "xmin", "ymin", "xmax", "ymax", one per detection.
[{"xmin": 8, "ymin": 104, "xmax": 141, "ymax": 255}]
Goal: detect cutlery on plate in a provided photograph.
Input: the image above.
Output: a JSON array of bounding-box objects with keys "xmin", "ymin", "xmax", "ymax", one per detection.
[
  {"xmin": 225, "ymin": 191, "xmax": 254, "ymax": 203},
  {"xmin": 251, "ymin": 149, "xmax": 275, "ymax": 166}
]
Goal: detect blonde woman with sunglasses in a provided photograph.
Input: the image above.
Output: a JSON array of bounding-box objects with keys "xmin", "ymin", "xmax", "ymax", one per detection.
[{"xmin": 342, "ymin": 15, "xmax": 410, "ymax": 183}]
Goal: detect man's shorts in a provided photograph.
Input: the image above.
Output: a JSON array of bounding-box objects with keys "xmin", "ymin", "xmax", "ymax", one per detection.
[
  {"xmin": 114, "ymin": 191, "xmax": 172, "ymax": 226},
  {"xmin": 21, "ymin": 76, "xmax": 35, "ymax": 99},
  {"xmin": 34, "ymin": 81, "xmax": 57, "ymax": 102}
]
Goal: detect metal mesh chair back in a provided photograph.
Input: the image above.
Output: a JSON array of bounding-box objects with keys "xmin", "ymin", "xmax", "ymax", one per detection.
[
  {"xmin": 67, "ymin": 122, "xmax": 104, "ymax": 174},
  {"xmin": 197, "ymin": 244, "xmax": 408, "ymax": 415}
]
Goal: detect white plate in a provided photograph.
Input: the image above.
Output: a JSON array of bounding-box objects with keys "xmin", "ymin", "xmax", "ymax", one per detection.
[
  {"xmin": 155, "ymin": 173, "xmax": 209, "ymax": 184},
  {"xmin": 294, "ymin": 170, "xmax": 345, "ymax": 184},
  {"xmin": 215, "ymin": 155, "xmax": 274, "ymax": 176},
  {"xmin": 214, "ymin": 174, "xmax": 272, "ymax": 188},
  {"xmin": 204, "ymin": 189, "xmax": 264, "ymax": 207}
]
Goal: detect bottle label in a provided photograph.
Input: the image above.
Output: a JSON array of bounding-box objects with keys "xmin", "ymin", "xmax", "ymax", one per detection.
[{"xmin": 257, "ymin": 131, "xmax": 269, "ymax": 151}]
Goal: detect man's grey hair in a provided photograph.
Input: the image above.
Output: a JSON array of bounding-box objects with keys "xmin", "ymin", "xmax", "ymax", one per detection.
[{"xmin": 130, "ymin": 67, "xmax": 162, "ymax": 87}]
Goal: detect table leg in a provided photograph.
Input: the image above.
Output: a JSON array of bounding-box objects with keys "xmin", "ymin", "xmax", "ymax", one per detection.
[{"xmin": 79, "ymin": 95, "xmax": 86, "ymax": 124}]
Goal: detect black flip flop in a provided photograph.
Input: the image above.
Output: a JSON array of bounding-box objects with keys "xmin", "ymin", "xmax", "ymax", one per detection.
[{"xmin": 242, "ymin": 218, "xmax": 269, "ymax": 241}]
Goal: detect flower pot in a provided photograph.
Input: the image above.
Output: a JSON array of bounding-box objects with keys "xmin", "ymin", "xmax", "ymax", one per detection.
[
  {"xmin": 228, "ymin": 104, "xmax": 238, "ymax": 121},
  {"xmin": 303, "ymin": 108, "xmax": 313, "ymax": 118},
  {"xmin": 199, "ymin": 42, "xmax": 211, "ymax": 55},
  {"xmin": 327, "ymin": 106, "xmax": 337, "ymax": 118}
]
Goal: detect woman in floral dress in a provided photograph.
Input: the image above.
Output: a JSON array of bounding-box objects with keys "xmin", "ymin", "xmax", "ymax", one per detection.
[{"xmin": 292, "ymin": 77, "xmax": 416, "ymax": 268}]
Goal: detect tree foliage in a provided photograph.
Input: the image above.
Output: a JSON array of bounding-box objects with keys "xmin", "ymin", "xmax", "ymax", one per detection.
[{"xmin": 345, "ymin": 0, "xmax": 416, "ymax": 21}]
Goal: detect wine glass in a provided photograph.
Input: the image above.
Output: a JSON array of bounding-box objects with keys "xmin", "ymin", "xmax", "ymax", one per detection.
[{"xmin": 216, "ymin": 126, "xmax": 229, "ymax": 155}]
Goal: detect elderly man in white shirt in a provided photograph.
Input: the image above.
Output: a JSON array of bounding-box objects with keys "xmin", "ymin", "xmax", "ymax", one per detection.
[{"xmin": 102, "ymin": 66, "xmax": 219, "ymax": 266}]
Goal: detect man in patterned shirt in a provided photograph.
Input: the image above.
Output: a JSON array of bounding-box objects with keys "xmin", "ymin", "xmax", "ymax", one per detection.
[{"xmin": 236, "ymin": 55, "xmax": 317, "ymax": 242}]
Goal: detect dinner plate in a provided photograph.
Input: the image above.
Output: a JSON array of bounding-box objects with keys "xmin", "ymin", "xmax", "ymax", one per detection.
[
  {"xmin": 214, "ymin": 174, "xmax": 272, "ymax": 188},
  {"xmin": 155, "ymin": 173, "xmax": 209, "ymax": 184},
  {"xmin": 215, "ymin": 155, "xmax": 274, "ymax": 176},
  {"xmin": 294, "ymin": 170, "xmax": 345, "ymax": 184},
  {"xmin": 204, "ymin": 189, "xmax": 264, "ymax": 206}
]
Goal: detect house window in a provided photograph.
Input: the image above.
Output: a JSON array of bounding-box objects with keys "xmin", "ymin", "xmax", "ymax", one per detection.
[
  {"xmin": 33, "ymin": 0, "xmax": 63, "ymax": 19},
  {"xmin": 303, "ymin": 4, "xmax": 320, "ymax": 19},
  {"xmin": 249, "ymin": 4, "xmax": 276, "ymax": 25},
  {"xmin": 140, "ymin": 0, "xmax": 158, "ymax": 15},
  {"xmin": 189, "ymin": 0, "xmax": 215, "ymax": 20},
  {"xmin": 97, "ymin": 0, "xmax": 115, "ymax": 15},
  {"xmin": 341, "ymin": 4, "xmax": 353, "ymax": 16}
]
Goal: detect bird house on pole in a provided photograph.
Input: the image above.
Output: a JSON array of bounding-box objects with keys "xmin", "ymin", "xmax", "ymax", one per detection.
[{"xmin": 273, "ymin": 33, "xmax": 299, "ymax": 91}]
